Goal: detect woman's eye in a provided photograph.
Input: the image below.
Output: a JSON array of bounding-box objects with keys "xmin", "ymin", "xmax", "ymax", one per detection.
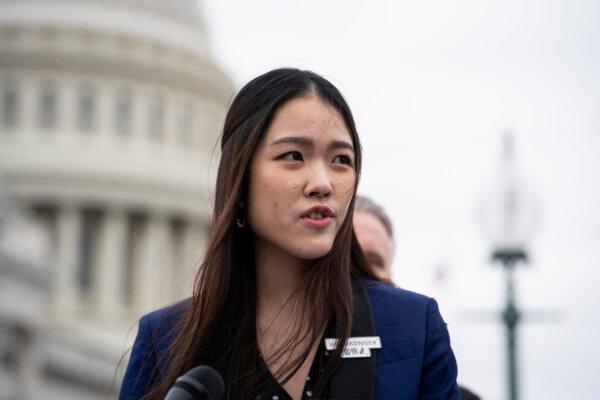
[
  {"xmin": 281, "ymin": 151, "xmax": 303, "ymax": 162},
  {"xmin": 333, "ymin": 154, "xmax": 353, "ymax": 166}
]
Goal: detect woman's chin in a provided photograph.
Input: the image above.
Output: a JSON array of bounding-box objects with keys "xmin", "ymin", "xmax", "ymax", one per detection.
[{"xmin": 293, "ymin": 243, "xmax": 334, "ymax": 261}]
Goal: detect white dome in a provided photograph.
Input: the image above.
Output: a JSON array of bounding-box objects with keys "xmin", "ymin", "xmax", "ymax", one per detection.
[
  {"xmin": 0, "ymin": 0, "xmax": 233, "ymax": 219},
  {"xmin": 0, "ymin": 0, "xmax": 233, "ymax": 314},
  {"xmin": 0, "ymin": 1, "xmax": 232, "ymax": 398},
  {"xmin": 0, "ymin": 173, "xmax": 50, "ymax": 264},
  {"xmin": 143, "ymin": 0, "xmax": 203, "ymax": 21}
]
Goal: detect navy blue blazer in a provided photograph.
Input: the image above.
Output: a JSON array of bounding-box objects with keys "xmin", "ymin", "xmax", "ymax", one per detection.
[{"xmin": 120, "ymin": 280, "xmax": 460, "ymax": 399}]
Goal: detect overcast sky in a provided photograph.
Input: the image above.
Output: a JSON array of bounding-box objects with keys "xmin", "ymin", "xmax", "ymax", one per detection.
[{"xmin": 198, "ymin": 1, "xmax": 600, "ymax": 398}]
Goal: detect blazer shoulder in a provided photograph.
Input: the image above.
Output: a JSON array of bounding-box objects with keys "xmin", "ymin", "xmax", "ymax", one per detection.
[
  {"xmin": 362, "ymin": 281, "xmax": 460, "ymax": 398},
  {"xmin": 119, "ymin": 300, "xmax": 191, "ymax": 399},
  {"xmin": 362, "ymin": 279, "xmax": 438, "ymax": 331},
  {"xmin": 143, "ymin": 299, "xmax": 190, "ymax": 333},
  {"xmin": 363, "ymin": 280, "xmax": 431, "ymax": 308},
  {"xmin": 142, "ymin": 299, "xmax": 191, "ymax": 358}
]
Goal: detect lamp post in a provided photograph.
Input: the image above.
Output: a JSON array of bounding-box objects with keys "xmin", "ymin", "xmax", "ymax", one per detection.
[{"xmin": 480, "ymin": 131, "xmax": 538, "ymax": 400}]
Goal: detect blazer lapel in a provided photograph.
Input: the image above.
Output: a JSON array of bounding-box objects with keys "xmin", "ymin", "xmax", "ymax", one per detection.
[{"xmin": 329, "ymin": 279, "xmax": 377, "ymax": 399}]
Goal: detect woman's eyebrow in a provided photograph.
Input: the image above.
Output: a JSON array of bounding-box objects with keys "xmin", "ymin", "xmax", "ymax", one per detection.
[
  {"xmin": 270, "ymin": 136, "xmax": 312, "ymax": 147},
  {"xmin": 329, "ymin": 140, "xmax": 354, "ymax": 152},
  {"xmin": 270, "ymin": 136, "xmax": 354, "ymax": 152}
]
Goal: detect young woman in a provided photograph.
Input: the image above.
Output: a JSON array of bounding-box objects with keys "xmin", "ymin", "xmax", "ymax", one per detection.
[{"xmin": 120, "ymin": 68, "xmax": 460, "ymax": 400}]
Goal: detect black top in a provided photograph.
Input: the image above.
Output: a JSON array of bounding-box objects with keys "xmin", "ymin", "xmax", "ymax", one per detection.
[{"xmin": 256, "ymin": 339, "xmax": 330, "ymax": 400}]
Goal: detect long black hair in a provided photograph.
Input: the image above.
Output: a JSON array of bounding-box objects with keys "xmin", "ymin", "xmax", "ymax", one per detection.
[{"xmin": 142, "ymin": 68, "xmax": 378, "ymax": 399}]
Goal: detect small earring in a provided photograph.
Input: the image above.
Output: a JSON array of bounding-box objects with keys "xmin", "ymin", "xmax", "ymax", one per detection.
[
  {"xmin": 236, "ymin": 201, "xmax": 246, "ymax": 228},
  {"xmin": 236, "ymin": 216, "xmax": 246, "ymax": 228}
]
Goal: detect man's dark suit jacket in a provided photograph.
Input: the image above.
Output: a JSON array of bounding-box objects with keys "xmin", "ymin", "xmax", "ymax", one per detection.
[{"xmin": 120, "ymin": 280, "xmax": 460, "ymax": 399}]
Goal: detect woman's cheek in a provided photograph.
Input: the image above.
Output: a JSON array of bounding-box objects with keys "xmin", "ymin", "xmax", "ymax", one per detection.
[
  {"xmin": 340, "ymin": 177, "xmax": 356, "ymax": 217},
  {"xmin": 335, "ymin": 176, "xmax": 356, "ymax": 200}
]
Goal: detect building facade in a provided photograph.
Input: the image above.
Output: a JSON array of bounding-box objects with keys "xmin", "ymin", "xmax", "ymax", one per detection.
[{"xmin": 0, "ymin": 0, "xmax": 233, "ymax": 398}]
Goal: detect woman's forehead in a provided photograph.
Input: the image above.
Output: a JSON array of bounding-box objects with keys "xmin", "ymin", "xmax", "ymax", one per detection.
[{"xmin": 265, "ymin": 95, "xmax": 351, "ymax": 143}]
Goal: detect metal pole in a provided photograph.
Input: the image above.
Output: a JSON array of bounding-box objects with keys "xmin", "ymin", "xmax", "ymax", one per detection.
[{"xmin": 503, "ymin": 261, "xmax": 520, "ymax": 400}]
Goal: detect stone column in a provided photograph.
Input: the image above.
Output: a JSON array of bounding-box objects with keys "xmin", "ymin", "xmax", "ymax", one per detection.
[
  {"xmin": 54, "ymin": 205, "xmax": 81, "ymax": 312},
  {"xmin": 134, "ymin": 213, "xmax": 171, "ymax": 312},
  {"xmin": 169, "ymin": 220, "xmax": 186, "ymax": 302},
  {"xmin": 180, "ymin": 220, "xmax": 209, "ymax": 297},
  {"xmin": 14, "ymin": 328, "xmax": 41, "ymax": 400},
  {"xmin": 94, "ymin": 207, "xmax": 127, "ymax": 318},
  {"xmin": 21, "ymin": 79, "xmax": 35, "ymax": 134}
]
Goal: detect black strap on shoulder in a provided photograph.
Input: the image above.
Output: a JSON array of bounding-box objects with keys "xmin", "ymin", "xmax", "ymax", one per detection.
[{"xmin": 328, "ymin": 279, "xmax": 377, "ymax": 399}]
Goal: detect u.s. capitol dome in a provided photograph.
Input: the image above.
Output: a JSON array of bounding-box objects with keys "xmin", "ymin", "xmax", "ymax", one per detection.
[{"xmin": 0, "ymin": 0, "xmax": 233, "ymax": 398}]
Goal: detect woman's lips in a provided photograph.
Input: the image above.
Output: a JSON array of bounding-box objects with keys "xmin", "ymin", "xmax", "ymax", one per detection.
[
  {"xmin": 301, "ymin": 215, "xmax": 334, "ymax": 228},
  {"xmin": 300, "ymin": 205, "xmax": 335, "ymax": 228}
]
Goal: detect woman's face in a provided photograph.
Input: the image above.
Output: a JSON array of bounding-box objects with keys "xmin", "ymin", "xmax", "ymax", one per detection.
[{"xmin": 247, "ymin": 95, "xmax": 356, "ymax": 261}]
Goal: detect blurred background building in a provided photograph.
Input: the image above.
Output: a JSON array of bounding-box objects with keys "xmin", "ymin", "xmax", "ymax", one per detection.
[
  {"xmin": 0, "ymin": 0, "xmax": 233, "ymax": 398},
  {"xmin": 2, "ymin": 0, "xmax": 599, "ymax": 399}
]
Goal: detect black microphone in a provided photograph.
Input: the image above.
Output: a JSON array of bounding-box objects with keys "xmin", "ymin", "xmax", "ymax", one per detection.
[{"xmin": 164, "ymin": 365, "xmax": 224, "ymax": 400}]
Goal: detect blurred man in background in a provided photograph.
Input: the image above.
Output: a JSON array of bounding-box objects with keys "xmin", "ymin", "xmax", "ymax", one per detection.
[
  {"xmin": 354, "ymin": 195, "xmax": 482, "ymax": 400},
  {"xmin": 353, "ymin": 196, "xmax": 394, "ymax": 282}
]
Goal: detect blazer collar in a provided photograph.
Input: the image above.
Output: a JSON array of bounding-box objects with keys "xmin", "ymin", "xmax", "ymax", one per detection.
[{"xmin": 329, "ymin": 279, "xmax": 377, "ymax": 399}]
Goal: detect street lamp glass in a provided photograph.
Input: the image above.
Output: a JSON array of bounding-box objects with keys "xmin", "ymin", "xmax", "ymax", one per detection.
[{"xmin": 479, "ymin": 132, "xmax": 539, "ymax": 256}]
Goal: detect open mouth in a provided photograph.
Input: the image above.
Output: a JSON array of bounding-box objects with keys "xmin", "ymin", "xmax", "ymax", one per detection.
[
  {"xmin": 308, "ymin": 212, "xmax": 327, "ymax": 220},
  {"xmin": 302, "ymin": 206, "xmax": 334, "ymax": 219},
  {"xmin": 301, "ymin": 206, "xmax": 335, "ymax": 227}
]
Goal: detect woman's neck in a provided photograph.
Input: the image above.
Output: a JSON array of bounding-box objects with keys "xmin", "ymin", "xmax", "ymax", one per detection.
[
  {"xmin": 253, "ymin": 239, "xmax": 325, "ymax": 400},
  {"xmin": 254, "ymin": 239, "xmax": 310, "ymax": 326}
]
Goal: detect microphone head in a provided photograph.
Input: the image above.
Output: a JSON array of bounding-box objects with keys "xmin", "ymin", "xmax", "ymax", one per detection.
[
  {"xmin": 185, "ymin": 366, "xmax": 224, "ymax": 399},
  {"xmin": 165, "ymin": 365, "xmax": 224, "ymax": 400}
]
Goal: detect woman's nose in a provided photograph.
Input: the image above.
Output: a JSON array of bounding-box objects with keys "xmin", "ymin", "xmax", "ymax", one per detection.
[{"xmin": 304, "ymin": 164, "xmax": 333, "ymax": 198}]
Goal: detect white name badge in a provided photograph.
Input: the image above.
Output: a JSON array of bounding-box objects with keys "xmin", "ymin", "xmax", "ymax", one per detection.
[{"xmin": 324, "ymin": 336, "xmax": 382, "ymax": 358}]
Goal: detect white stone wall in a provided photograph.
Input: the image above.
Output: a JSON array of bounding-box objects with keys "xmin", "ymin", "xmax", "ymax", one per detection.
[{"xmin": 0, "ymin": 1, "xmax": 233, "ymax": 398}]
